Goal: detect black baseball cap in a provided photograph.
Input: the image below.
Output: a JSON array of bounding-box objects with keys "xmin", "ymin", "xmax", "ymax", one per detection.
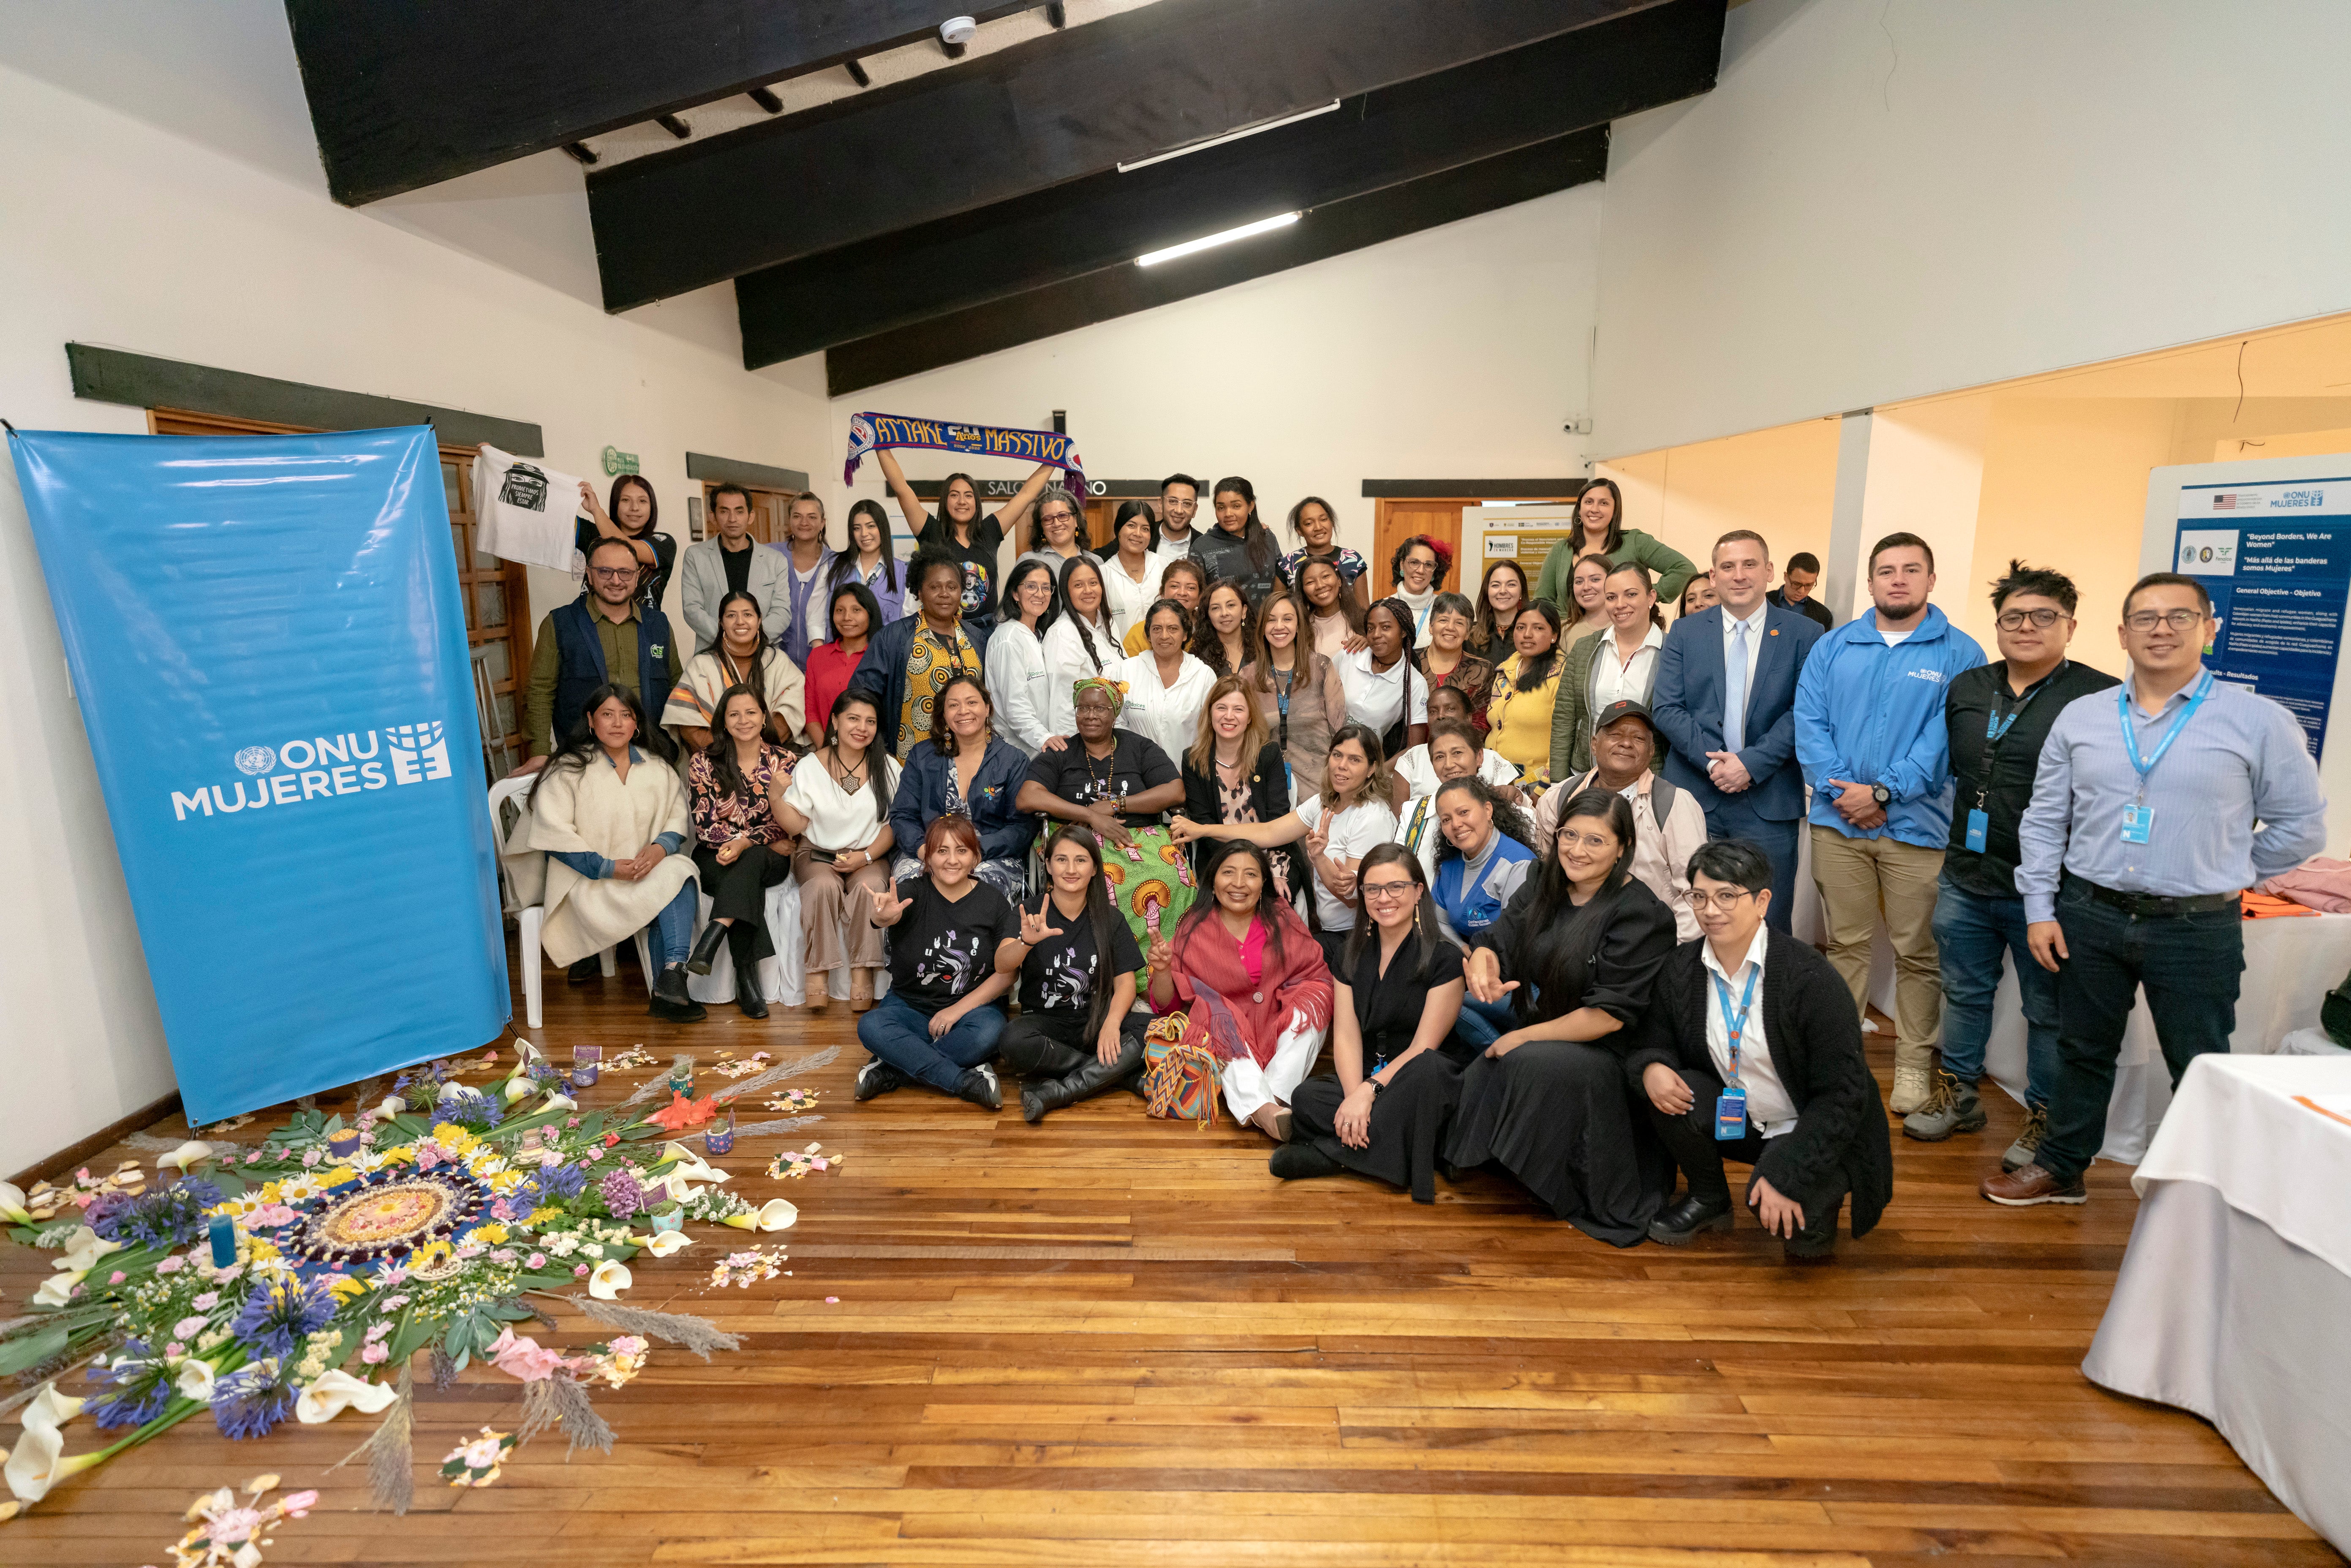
[{"xmin": 1591, "ymin": 698, "xmax": 1661, "ymax": 738}]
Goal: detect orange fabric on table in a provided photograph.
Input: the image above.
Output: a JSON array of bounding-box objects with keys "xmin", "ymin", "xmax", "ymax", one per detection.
[{"xmin": 2240, "ymin": 891, "xmax": 2318, "ymax": 920}]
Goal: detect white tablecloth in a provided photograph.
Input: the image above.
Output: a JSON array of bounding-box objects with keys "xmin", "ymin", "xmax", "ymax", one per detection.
[
  {"xmin": 1983, "ymin": 910, "xmax": 2351, "ymax": 1163},
  {"xmin": 2083, "ymin": 1055, "xmax": 2351, "ymax": 1553}
]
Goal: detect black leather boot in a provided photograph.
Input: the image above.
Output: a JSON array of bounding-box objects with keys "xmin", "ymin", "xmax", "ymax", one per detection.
[
  {"xmin": 1021, "ymin": 1041, "xmax": 1143, "ymax": 1123},
  {"xmin": 728, "ymin": 924, "xmax": 767, "ymax": 1017},
  {"xmin": 685, "ymin": 920, "xmax": 729, "ymax": 976},
  {"xmin": 648, "ymin": 962, "xmax": 707, "ymax": 1022}
]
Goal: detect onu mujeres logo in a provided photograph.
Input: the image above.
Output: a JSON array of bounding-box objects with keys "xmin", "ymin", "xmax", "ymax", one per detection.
[{"xmin": 171, "ymin": 722, "xmax": 452, "ymax": 822}]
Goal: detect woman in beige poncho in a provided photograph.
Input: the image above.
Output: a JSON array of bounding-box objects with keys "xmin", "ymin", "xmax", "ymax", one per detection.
[{"xmin": 506, "ymin": 683, "xmax": 707, "ymax": 1022}]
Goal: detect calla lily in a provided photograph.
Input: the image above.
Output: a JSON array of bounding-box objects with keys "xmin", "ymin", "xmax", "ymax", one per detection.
[
  {"xmin": 156, "ymin": 1141, "xmax": 213, "ymax": 1174},
  {"xmin": 752, "ymin": 1198, "xmax": 798, "ymax": 1233},
  {"xmin": 637, "ymin": 1230, "xmax": 694, "ymax": 1258},
  {"xmin": 539, "ymin": 1092, "xmax": 578, "ymax": 1114},
  {"xmin": 438, "ymin": 1080, "xmax": 467, "ymax": 1103},
  {"xmin": 22, "ymin": 1386, "xmax": 87, "ymax": 1433},
  {"xmin": 175, "ymin": 1359, "xmax": 220, "ymax": 1402},
  {"xmin": 586, "ymin": 1260, "xmax": 631, "ymax": 1300},
  {"xmin": 377, "ymin": 1095, "xmax": 407, "ymax": 1119},
  {"xmin": 295, "ymin": 1370, "xmax": 400, "ymax": 1424},
  {"xmin": 53, "ymin": 1228, "xmax": 122, "ymax": 1275},
  {"xmin": 658, "ymin": 1143, "xmax": 729, "ymax": 1184},
  {"xmin": 28, "ymin": 1272, "xmax": 84, "ymax": 1309},
  {"xmin": 501, "ymin": 1076, "xmax": 536, "ymax": 1106},
  {"xmin": 0, "ymin": 1182, "xmax": 31, "ymax": 1225},
  {"xmin": 2, "ymin": 1425, "xmax": 101, "ymax": 1504}
]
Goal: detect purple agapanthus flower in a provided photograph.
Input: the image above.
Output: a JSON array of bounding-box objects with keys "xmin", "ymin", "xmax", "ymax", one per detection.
[
  {"xmin": 210, "ymin": 1365, "xmax": 296, "ymax": 1440},
  {"xmin": 229, "ymin": 1275, "xmax": 335, "ymax": 1360},
  {"xmin": 599, "ymin": 1169, "xmax": 646, "ymax": 1220},
  {"xmin": 440, "ymin": 1088, "xmax": 504, "ymax": 1132},
  {"xmin": 534, "ymin": 1163, "xmax": 590, "ymax": 1203},
  {"xmin": 86, "ymin": 1338, "xmax": 173, "ymax": 1429},
  {"xmin": 86, "ymin": 1177, "xmax": 224, "ymax": 1249}
]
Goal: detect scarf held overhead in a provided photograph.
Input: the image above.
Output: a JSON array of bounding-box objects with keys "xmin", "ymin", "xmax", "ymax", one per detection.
[{"xmin": 844, "ymin": 412, "xmax": 1087, "ymax": 498}]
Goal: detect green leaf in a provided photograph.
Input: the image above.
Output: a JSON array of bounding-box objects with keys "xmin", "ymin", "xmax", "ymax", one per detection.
[{"xmin": 0, "ymin": 1322, "xmax": 71, "ymax": 1376}]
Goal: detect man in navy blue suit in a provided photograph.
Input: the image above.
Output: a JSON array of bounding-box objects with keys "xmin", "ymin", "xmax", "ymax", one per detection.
[{"xmin": 1649, "ymin": 530, "xmax": 1824, "ymax": 929}]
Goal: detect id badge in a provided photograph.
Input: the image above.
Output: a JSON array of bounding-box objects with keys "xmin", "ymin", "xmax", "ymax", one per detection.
[
  {"xmin": 1714, "ymin": 1088, "xmax": 1747, "ymax": 1141},
  {"xmin": 2120, "ymin": 804, "xmax": 2154, "ymax": 845},
  {"xmin": 1964, "ymin": 807, "xmax": 1989, "ymax": 853}
]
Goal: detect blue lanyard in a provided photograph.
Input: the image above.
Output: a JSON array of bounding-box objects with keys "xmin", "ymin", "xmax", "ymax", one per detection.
[
  {"xmin": 2117, "ymin": 671, "xmax": 2212, "ymax": 794},
  {"xmin": 1711, "ymin": 965, "xmax": 1758, "ymax": 1085},
  {"xmin": 1984, "ymin": 664, "xmax": 2062, "ymax": 742}
]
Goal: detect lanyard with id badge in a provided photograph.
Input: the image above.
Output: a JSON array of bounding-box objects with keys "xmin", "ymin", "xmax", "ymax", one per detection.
[
  {"xmin": 1712, "ymin": 967, "xmax": 1759, "ymax": 1140},
  {"xmin": 2117, "ymin": 671, "xmax": 2214, "ymax": 845},
  {"xmin": 1964, "ymin": 663, "xmax": 2063, "ymax": 854}
]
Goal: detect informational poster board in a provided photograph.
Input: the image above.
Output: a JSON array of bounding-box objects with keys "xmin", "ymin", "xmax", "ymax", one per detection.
[
  {"xmin": 1462, "ymin": 504, "xmax": 1578, "ymax": 591},
  {"xmin": 2166, "ymin": 471, "xmax": 2351, "ymax": 761}
]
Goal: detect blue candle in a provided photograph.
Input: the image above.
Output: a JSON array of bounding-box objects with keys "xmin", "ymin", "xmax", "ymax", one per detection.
[{"xmin": 208, "ymin": 1215, "xmax": 237, "ymax": 1269}]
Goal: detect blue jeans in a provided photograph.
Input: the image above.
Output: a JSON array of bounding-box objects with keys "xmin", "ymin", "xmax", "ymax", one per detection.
[
  {"xmin": 1703, "ymin": 797, "xmax": 1799, "ymax": 932},
  {"xmin": 2035, "ymin": 876, "xmax": 2244, "ymax": 1182},
  {"xmin": 857, "ymin": 991, "xmax": 1008, "ymax": 1092},
  {"xmin": 1453, "ymin": 995, "xmax": 1518, "ymax": 1054},
  {"xmin": 1931, "ymin": 874, "xmax": 2056, "ymax": 1101}
]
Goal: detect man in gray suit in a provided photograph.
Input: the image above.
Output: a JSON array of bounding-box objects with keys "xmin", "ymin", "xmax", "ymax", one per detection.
[
  {"xmin": 1647, "ymin": 530, "xmax": 1824, "ymax": 929},
  {"xmin": 677, "ymin": 482, "xmax": 790, "ymax": 651}
]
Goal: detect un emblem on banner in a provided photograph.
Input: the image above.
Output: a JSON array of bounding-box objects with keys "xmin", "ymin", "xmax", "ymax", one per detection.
[
  {"xmin": 386, "ymin": 722, "xmax": 452, "ymax": 785},
  {"xmin": 234, "ymin": 745, "xmax": 276, "ymax": 775}
]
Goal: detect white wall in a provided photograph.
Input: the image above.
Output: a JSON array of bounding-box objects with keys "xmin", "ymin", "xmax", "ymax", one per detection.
[
  {"xmin": 0, "ymin": 59, "xmax": 829, "ymax": 1174},
  {"xmin": 820, "ymin": 186, "xmax": 1603, "ymax": 563},
  {"xmin": 1592, "ymin": 0, "xmax": 2351, "ymax": 460}
]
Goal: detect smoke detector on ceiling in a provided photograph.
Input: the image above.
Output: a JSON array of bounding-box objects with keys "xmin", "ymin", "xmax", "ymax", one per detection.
[{"xmin": 939, "ymin": 15, "xmax": 978, "ymax": 46}]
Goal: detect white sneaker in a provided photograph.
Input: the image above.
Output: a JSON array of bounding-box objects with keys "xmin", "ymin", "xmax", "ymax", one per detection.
[{"xmin": 1888, "ymin": 1064, "xmax": 1934, "ymax": 1115}]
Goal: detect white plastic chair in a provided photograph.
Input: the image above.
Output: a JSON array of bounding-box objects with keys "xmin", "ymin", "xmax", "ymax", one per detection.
[{"xmin": 493, "ymin": 773, "xmax": 637, "ymax": 1029}]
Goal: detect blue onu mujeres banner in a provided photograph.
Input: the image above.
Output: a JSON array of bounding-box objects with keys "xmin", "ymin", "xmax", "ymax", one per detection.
[{"xmin": 9, "ymin": 426, "xmax": 508, "ymax": 1123}]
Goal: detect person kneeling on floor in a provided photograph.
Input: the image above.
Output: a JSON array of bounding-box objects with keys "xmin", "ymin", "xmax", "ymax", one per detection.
[
  {"xmin": 996, "ymin": 826, "xmax": 1148, "ymax": 1122},
  {"xmin": 1626, "ymin": 838, "xmax": 1893, "ymax": 1261}
]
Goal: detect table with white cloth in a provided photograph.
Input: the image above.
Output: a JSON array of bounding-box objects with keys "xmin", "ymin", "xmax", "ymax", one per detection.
[{"xmin": 2083, "ymin": 1054, "xmax": 2351, "ymax": 1554}]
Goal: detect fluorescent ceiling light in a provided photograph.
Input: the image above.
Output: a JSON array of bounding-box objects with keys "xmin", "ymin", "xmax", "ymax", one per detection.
[
  {"xmin": 1135, "ymin": 212, "xmax": 1300, "ymax": 268},
  {"xmin": 1117, "ymin": 101, "xmax": 1342, "ymax": 174}
]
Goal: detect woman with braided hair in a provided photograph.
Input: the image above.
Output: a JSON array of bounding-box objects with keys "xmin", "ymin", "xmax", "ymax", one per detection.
[{"xmin": 1039, "ymin": 553, "xmax": 1118, "ymax": 739}]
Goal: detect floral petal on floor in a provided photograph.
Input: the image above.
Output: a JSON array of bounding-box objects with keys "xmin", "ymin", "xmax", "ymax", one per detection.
[
  {"xmin": 158, "ymin": 1472, "xmax": 317, "ymax": 1568},
  {"xmin": 0, "ymin": 1045, "xmax": 833, "ymax": 1516},
  {"xmin": 710, "ymin": 1052, "xmax": 773, "ymax": 1079},
  {"xmin": 767, "ymin": 1143, "xmax": 845, "ymax": 1180},
  {"xmin": 761, "ymin": 1088, "xmax": 819, "ymax": 1113},
  {"xmin": 441, "ymin": 1427, "xmax": 516, "ymax": 1489},
  {"xmin": 706, "ymin": 1247, "xmax": 787, "ymax": 1290}
]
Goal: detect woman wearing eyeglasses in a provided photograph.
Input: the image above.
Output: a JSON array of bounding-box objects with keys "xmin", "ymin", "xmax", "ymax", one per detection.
[
  {"xmin": 1274, "ymin": 845, "xmax": 1466, "ymax": 1202},
  {"xmin": 1446, "ymin": 788, "xmax": 1678, "ymax": 1244}
]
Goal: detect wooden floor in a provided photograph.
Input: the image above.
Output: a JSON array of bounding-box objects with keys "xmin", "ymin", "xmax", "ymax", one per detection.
[{"xmin": 8, "ymin": 945, "xmax": 2341, "ymax": 1568}]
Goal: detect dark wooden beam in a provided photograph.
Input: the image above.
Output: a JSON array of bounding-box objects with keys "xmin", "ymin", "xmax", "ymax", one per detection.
[
  {"xmin": 284, "ymin": 0, "xmax": 1036, "ymax": 206},
  {"xmin": 823, "ymin": 129, "xmax": 1609, "ymax": 396},
  {"xmin": 654, "ymin": 113, "xmax": 693, "ymax": 139},
  {"xmin": 588, "ymin": 0, "xmax": 1671, "ymax": 311},
  {"xmin": 739, "ymin": 0, "xmax": 1722, "ymax": 364}
]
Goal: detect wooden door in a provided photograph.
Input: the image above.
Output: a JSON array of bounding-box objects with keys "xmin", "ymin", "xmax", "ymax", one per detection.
[
  {"xmin": 147, "ymin": 409, "xmax": 533, "ymax": 774},
  {"xmin": 705, "ymin": 482, "xmax": 792, "ymax": 546}
]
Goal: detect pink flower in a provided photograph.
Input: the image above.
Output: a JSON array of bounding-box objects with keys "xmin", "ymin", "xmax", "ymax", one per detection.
[
  {"xmin": 566, "ymin": 1117, "xmax": 582, "ymax": 1128},
  {"xmin": 174, "ymin": 1315, "xmax": 208, "ymax": 1340},
  {"xmin": 359, "ymin": 1342, "xmax": 389, "ymax": 1365},
  {"xmin": 377, "ymin": 1266, "xmax": 409, "ymax": 1287},
  {"xmin": 107, "ymin": 1270, "xmax": 126, "ymax": 1285},
  {"xmin": 245, "ymin": 1151, "xmax": 262, "ymax": 1164},
  {"xmin": 282, "ymin": 1491, "xmax": 318, "ymax": 1516},
  {"xmin": 156, "ymin": 1256, "xmax": 185, "ymax": 1275},
  {"xmin": 301, "ymin": 1150, "xmax": 322, "ymax": 1168},
  {"xmin": 191, "ymin": 1291, "xmax": 219, "ymax": 1311},
  {"xmin": 487, "ymin": 1326, "xmax": 567, "ymax": 1381},
  {"xmin": 165, "ymin": 1341, "xmax": 185, "ymax": 1358},
  {"xmin": 574, "ymin": 1264, "xmax": 590, "ymax": 1277},
  {"xmin": 526, "ymin": 1253, "xmax": 546, "ymax": 1269}
]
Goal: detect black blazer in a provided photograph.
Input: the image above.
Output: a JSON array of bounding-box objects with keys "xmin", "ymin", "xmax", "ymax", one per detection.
[
  {"xmin": 1622, "ymin": 930, "xmax": 1894, "ymax": 1236},
  {"xmin": 1180, "ymin": 740, "xmax": 1290, "ymax": 828}
]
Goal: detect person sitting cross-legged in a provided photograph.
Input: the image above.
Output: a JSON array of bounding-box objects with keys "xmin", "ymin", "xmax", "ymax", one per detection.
[
  {"xmin": 995, "ymin": 826, "xmax": 1148, "ymax": 1123},
  {"xmin": 855, "ymin": 813, "xmax": 1019, "ymax": 1111},
  {"xmin": 1626, "ymin": 838, "xmax": 1894, "ymax": 1262}
]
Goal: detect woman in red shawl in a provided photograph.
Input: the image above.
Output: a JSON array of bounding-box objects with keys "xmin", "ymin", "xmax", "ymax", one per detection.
[{"xmin": 1145, "ymin": 839, "xmax": 1334, "ymax": 1140}]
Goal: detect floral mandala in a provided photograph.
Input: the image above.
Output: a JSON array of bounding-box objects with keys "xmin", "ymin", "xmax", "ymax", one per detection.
[{"xmin": 284, "ymin": 1169, "xmax": 488, "ymax": 1267}]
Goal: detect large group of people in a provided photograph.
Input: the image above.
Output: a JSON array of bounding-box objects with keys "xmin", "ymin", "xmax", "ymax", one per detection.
[{"xmin": 506, "ymin": 464, "xmax": 2327, "ymax": 1257}]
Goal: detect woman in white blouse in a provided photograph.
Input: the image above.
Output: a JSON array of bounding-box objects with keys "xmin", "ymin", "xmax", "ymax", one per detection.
[
  {"xmin": 775, "ymin": 688, "xmax": 902, "ymax": 1010},
  {"xmin": 1098, "ymin": 500, "xmax": 1169, "ymax": 641},
  {"xmin": 1039, "ymin": 554, "xmax": 1119, "ymax": 739},
  {"xmin": 1118, "ymin": 599, "xmax": 1216, "ymax": 760},
  {"xmin": 984, "ymin": 559, "xmax": 1057, "ymax": 756},
  {"xmin": 1550, "ymin": 560, "xmax": 1665, "ymax": 780}
]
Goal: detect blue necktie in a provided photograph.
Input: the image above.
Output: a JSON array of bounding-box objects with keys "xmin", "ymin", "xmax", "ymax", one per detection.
[{"xmin": 1724, "ymin": 618, "xmax": 1749, "ymax": 754}]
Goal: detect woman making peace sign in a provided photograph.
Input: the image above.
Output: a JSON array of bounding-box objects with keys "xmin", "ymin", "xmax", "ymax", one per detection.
[{"xmin": 994, "ymin": 826, "xmax": 1148, "ymax": 1123}]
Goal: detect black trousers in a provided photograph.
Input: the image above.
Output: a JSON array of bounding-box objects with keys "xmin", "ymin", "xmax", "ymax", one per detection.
[
  {"xmin": 999, "ymin": 1009, "xmax": 1145, "ymax": 1088},
  {"xmin": 692, "ymin": 841, "xmax": 792, "ymax": 963},
  {"xmin": 1644, "ymin": 1063, "xmax": 1845, "ymax": 1245}
]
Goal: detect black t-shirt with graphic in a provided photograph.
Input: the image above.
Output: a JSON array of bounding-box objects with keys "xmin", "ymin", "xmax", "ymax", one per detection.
[
  {"xmin": 1017, "ymin": 891, "xmax": 1145, "ymax": 1017},
  {"xmin": 885, "ymin": 876, "xmax": 1018, "ymax": 1014},
  {"xmin": 917, "ymin": 511, "xmax": 1007, "ymax": 625},
  {"xmin": 574, "ymin": 519, "xmax": 678, "ymax": 615}
]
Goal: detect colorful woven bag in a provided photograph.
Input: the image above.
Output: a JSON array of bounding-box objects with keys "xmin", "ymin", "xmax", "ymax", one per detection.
[{"xmin": 1140, "ymin": 1013, "xmax": 1220, "ymax": 1127}]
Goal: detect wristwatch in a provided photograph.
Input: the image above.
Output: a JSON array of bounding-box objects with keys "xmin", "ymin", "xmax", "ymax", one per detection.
[{"xmin": 1870, "ymin": 783, "xmax": 1891, "ymax": 806}]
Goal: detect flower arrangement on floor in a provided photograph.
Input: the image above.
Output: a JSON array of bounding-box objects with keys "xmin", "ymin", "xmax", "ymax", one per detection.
[{"xmin": 0, "ymin": 1041, "xmax": 835, "ymax": 1518}]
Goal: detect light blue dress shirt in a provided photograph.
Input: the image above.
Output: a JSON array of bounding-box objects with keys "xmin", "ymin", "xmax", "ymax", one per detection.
[{"xmin": 2016, "ymin": 668, "xmax": 2327, "ymax": 923}]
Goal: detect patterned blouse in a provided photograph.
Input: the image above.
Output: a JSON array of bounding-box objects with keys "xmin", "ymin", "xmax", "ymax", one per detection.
[
  {"xmin": 1418, "ymin": 649, "xmax": 1495, "ymax": 730},
  {"xmin": 897, "ymin": 622, "xmax": 981, "ymax": 761},
  {"xmin": 687, "ymin": 742, "xmax": 794, "ymax": 847},
  {"xmin": 1279, "ymin": 544, "xmax": 1370, "ymax": 592}
]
